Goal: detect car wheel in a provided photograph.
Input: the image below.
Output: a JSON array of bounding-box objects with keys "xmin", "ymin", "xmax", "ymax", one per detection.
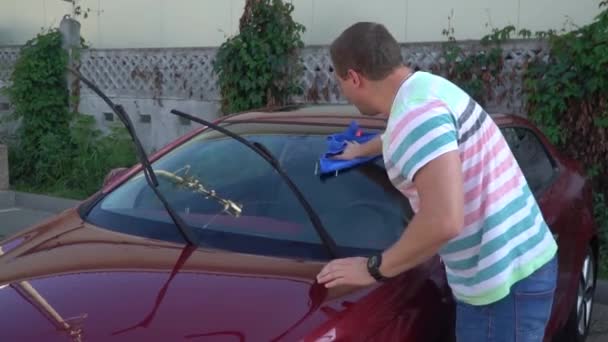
[{"xmin": 561, "ymin": 246, "xmax": 597, "ymax": 342}]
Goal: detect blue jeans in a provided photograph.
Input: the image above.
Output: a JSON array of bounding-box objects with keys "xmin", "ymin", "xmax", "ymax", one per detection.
[{"xmin": 455, "ymin": 256, "xmax": 558, "ymax": 342}]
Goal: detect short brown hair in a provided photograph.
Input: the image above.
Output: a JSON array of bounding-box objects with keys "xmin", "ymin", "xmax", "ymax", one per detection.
[{"xmin": 330, "ymin": 22, "xmax": 403, "ymax": 81}]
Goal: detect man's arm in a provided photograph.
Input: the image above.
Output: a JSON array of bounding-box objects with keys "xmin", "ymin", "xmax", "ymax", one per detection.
[
  {"xmin": 316, "ymin": 103, "xmax": 463, "ymax": 289},
  {"xmin": 333, "ymin": 134, "xmax": 383, "ymax": 160},
  {"xmin": 379, "ymin": 150, "xmax": 464, "ymax": 277},
  {"xmin": 315, "ymin": 150, "xmax": 464, "ymax": 288}
]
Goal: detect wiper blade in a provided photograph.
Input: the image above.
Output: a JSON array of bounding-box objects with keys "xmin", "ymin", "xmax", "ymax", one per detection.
[
  {"xmin": 155, "ymin": 169, "xmax": 243, "ymax": 217},
  {"xmin": 170, "ymin": 109, "xmax": 339, "ymax": 259},
  {"xmin": 67, "ymin": 68, "xmax": 199, "ymax": 246}
]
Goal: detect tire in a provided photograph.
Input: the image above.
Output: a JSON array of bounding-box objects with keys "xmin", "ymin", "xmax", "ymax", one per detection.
[{"xmin": 559, "ymin": 246, "xmax": 597, "ymax": 342}]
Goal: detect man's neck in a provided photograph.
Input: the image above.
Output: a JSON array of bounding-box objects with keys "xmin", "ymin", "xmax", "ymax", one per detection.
[{"xmin": 372, "ymin": 66, "xmax": 414, "ymax": 115}]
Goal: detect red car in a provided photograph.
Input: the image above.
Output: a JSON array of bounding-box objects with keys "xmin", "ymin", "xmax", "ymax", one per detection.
[{"xmin": 0, "ymin": 106, "xmax": 599, "ymax": 342}]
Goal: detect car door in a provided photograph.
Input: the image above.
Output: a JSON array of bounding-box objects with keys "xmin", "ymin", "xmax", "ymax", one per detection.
[{"xmin": 500, "ymin": 126, "xmax": 574, "ymax": 320}]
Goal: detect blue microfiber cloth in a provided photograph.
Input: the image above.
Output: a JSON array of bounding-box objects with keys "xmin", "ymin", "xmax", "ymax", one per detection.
[{"xmin": 318, "ymin": 121, "xmax": 381, "ymax": 175}]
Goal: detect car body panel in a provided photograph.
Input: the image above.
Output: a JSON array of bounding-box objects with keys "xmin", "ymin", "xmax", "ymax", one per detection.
[
  {"xmin": 0, "ymin": 209, "xmax": 453, "ymax": 341},
  {"xmin": 491, "ymin": 114, "xmax": 598, "ymax": 337}
]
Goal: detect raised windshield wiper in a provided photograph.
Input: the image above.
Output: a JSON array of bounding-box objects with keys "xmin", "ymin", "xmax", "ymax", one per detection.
[
  {"xmin": 67, "ymin": 68, "xmax": 199, "ymax": 246},
  {"xmin": 170, "ymin": 109, "xmax": 339, "ymax": 259},
  {"xmin": 155, "ymin": 169, "xmax": 243, "ymax": 217}
]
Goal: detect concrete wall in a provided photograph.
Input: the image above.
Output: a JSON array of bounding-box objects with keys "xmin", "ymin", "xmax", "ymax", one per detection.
[
  {"xmin": 0, "ymin": 72, "xmax": 18, "ymax": 142},
  {"xmin": 0, "ymin": 145, "xmax": 8, "ymax": 190},
  {"xmin": 78, "ymin": 96, "xmax": 220, "ymax": 154},
  {"xmin": 0, "ymin": 0, "xmax": 603, "ymax": 48}
]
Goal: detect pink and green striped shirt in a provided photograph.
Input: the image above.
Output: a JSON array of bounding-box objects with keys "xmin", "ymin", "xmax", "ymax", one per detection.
[{"xmin": 382, "ymin": 71, "xmax": 558, "ymax": 305}]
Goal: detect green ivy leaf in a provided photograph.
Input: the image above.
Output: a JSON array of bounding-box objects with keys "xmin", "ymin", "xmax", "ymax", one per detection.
[{"xmin": 213, "ymin": 0, "xmax": 305, "ymax": 114}]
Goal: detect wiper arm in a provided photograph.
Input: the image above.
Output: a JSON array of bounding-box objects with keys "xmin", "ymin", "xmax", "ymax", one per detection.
[
  {"xmin": 67, "ymin": 68, "xmax": 199, "ymax": 246},
  {"xmin": 155, "ymin": 169, "xmax": 243, "ymax": 217},
  {"xmin": 170, "ymin": 109, "xmax": 339, "ymax": 259}
]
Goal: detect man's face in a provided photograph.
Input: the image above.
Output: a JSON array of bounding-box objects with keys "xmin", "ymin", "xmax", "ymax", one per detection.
[{"xmin": 335, "ymin": 70, "xmax": 380, "ymax": 116}]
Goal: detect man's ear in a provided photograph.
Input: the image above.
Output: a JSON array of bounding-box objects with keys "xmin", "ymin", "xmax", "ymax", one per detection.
[{"xmin": 346, "ymin": 69, "xmax": 362, "ymax": 88}]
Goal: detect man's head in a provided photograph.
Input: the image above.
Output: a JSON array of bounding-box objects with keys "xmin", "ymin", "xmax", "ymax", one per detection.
[{"xmin": 330, "ymin": 22, "xmax": 403, "ymax": 115}]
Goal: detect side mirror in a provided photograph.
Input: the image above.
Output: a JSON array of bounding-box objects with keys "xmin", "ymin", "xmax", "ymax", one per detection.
[{"xmin": 103, "ymin": 167, "xmax": 129, "ymax": 187}]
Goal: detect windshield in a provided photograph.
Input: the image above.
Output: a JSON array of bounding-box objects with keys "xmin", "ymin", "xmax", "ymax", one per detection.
[{"xmin": 86, "ymin": 123, "xmax": 413, "ymax": 261}]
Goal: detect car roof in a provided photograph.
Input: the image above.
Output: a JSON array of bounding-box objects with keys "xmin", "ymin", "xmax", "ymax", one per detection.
[
  {"xmin": 148, "ymin": 104, "xmax": 534, "ymax": 166},
  {"xmin": 146, "ymin": 104, "xmax": 534, "ymax": 168},
  {"xmin": 107, "ymin": 104, "xmax": 555, "ymax": 197},
  {"xmin": 219, "ymin": 104, "xmax": 526, "ymax": 129}
]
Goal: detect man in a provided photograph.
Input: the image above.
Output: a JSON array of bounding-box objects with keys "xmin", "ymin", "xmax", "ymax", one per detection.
[{"xmin": 316, "ymin": 22, "xmax": 558, "ymax": 342}]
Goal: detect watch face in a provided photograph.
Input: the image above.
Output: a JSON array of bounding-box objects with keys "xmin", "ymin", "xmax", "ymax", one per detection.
[{"xmin": 367, "ymin": 255, "xmax": 377, "ymax": 269}]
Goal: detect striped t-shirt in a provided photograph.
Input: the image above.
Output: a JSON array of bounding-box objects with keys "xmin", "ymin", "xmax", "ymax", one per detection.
[{"xmin": 382, "ymin": 71, "xmax": 558, "ymax": 305}]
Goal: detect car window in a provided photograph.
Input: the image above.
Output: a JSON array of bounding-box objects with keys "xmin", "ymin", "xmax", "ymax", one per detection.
[
  {"xmin": 501, "ymin": 127, "xmax": 556, "ymax": 195},
  {"xmin": 86, "ymin": 128, "xmax": 411, "ymax": 260},
  {"xmin": 275, "ymin": 135, "xmax": 411, "ymax": 252}
]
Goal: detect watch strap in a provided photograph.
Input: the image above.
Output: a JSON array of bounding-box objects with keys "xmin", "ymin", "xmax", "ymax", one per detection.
[{"xmin": 367, "ymin": 254, "xmax": 388, "ymax": 282}]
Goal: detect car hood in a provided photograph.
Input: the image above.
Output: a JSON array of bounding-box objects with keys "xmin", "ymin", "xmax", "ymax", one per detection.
[{"xmin": 0, "ymin": 209, "xmax": 452, "ymax": 342}]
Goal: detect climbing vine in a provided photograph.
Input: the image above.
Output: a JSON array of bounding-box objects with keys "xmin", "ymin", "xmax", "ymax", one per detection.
[
  {"xmin": 213, "ymin": 0, "xmax": 306, "ymax": 114},
  {"xmin": 435, "ymin": 12, "xmax": 520, "ymax": 106},
  {"xmin": 440, "ymin": 3, "xmax": 608, "ymax": 275},
  {"xmin": 4, "ymin": 29, "xmax": 72, "ymax": 186},
  {"xmin": 65, "ymin": 0, "xmax": 92, "ymax": 20},
  {"xmin": 524, "ymin": 2, "xmax": 608, "ymax": 155},
  {"xmin": 3, "ymin": 28, "xmax": 135, "ymax": 199},
  {"xmin": 523, "ymin": 2, "xmax": 608, "ymax": 275}
]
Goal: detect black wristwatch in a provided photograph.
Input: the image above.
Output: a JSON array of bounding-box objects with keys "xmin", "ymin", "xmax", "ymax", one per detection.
[{"xmin": 367, "ymin": 254, "xmax": 388, "ymax": 282}]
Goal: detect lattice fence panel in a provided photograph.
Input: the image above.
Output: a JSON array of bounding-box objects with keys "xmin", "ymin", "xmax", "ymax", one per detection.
[{"xmin": 2, "ymin": 40, "xmax": 549, "ymax": 114}]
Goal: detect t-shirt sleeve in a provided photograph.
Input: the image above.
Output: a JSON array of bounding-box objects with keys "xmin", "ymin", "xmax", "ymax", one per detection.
[{"xmin": 385, "ymin": 100, "xmax": 459, "ymax": 182}]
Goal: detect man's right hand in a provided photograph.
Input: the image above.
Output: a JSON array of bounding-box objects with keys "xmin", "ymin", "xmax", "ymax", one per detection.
[
  {"xmin": 332, "ymin": 141, "xmax": 363, "ymax": 160},
  {"xmin": 332, "ymin": 134, "xmax": 383, "ymax": 160}
]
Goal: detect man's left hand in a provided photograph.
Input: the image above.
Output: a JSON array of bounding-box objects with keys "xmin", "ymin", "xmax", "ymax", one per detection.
[{"xmin": 316, "ymin": 257, "xmax": 376, "ymax": 288}]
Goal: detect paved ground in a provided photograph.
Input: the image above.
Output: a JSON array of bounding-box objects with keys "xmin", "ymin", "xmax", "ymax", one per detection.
[
  {"xmin": 0, "ymin": 191, "xmax": 79, "ymax": 240},
  {"xmin": 0, "ymin": 207, "xmax": 53, "ymax": 240},
  {"xmin": 0, "ymin": 191, "xmax": 607, "ymax": 341},
  {"xmin": 589, "ymin": 303, "xmax": 608, "ymax": 342}
]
